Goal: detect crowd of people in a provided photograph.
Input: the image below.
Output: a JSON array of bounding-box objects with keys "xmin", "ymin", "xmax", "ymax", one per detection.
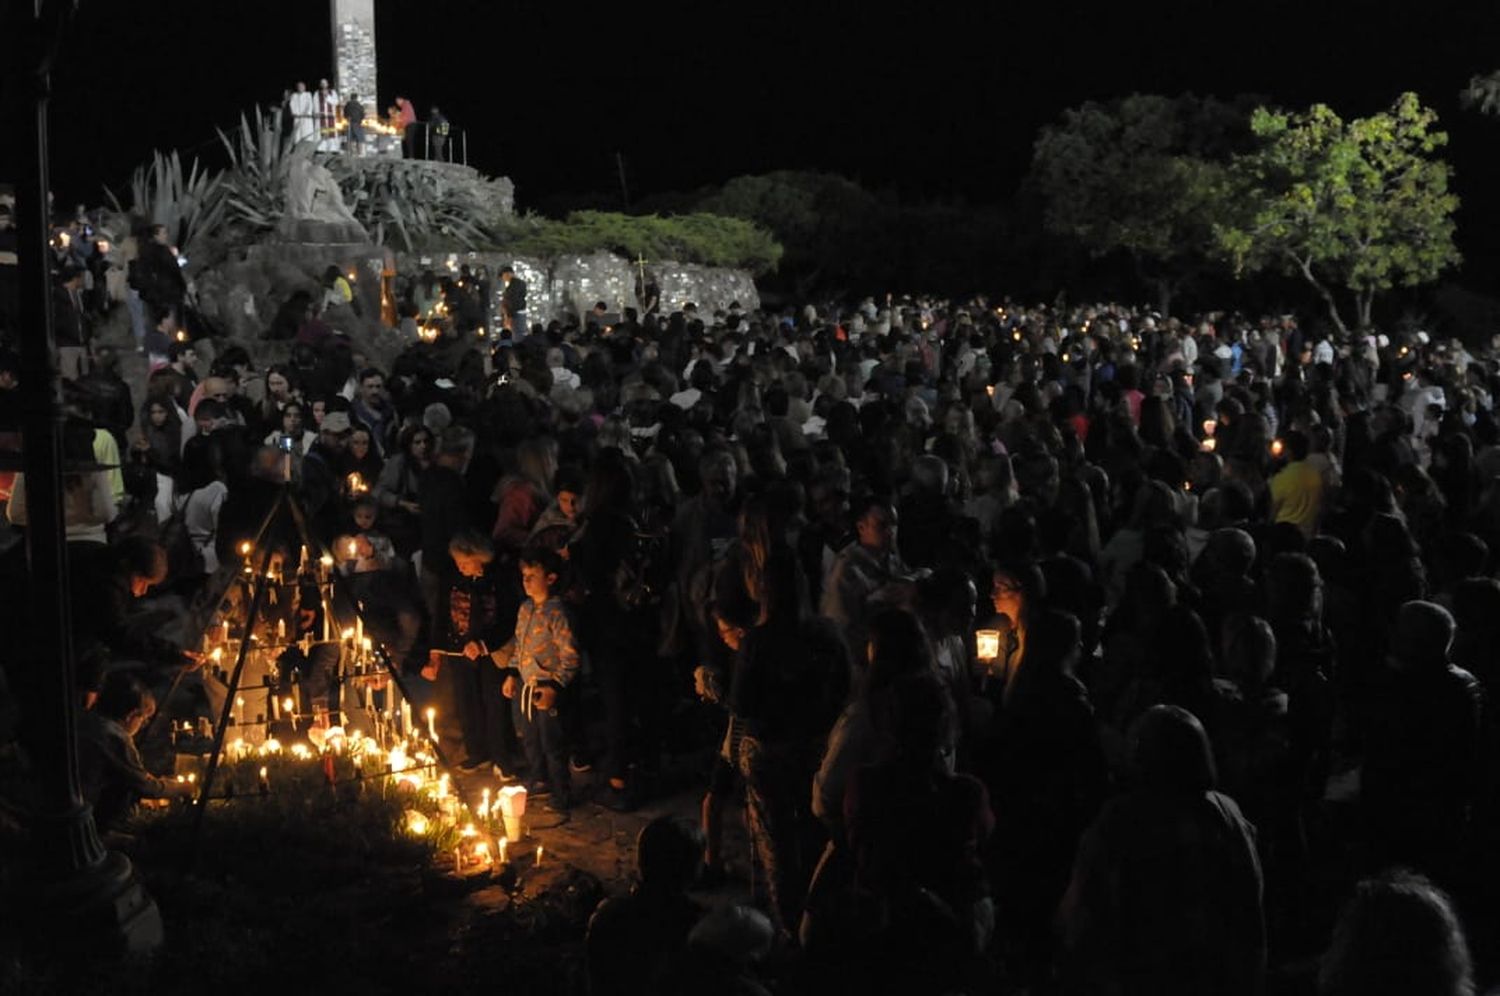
[{"xmin": 4, "ymin": 245, "xmax": 1500, "ymax": 995}]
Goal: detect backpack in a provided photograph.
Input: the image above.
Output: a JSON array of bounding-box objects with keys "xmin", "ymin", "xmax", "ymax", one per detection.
[
  {"xmin": 613, "ymin": 520, "xmax": 670, "ymax": 611},
  {"xmin": 159, "ymin": 499, "xmax": 206, "ymax": 580}
]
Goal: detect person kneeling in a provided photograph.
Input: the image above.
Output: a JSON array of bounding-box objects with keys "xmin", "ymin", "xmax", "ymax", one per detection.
[
  {"xmin": 491, "ymin": 547, "xmax": 579, "ymax": 814},
  {"xmin": 78, "ymin": 671, "xmax": 194, "ymax": 832}
]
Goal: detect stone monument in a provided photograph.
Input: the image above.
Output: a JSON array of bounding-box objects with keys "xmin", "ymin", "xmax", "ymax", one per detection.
[
  {"xmin": 331, "ymin": 0, "xmax": 377, "ymax": 108},
  {"xmin": 275, "ymin": 149, "xmax": 369, "ymax": 245}
]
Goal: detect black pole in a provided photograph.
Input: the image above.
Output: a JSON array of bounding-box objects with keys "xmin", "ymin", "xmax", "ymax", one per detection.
[
  {"xmin": 616, "ymin": 151, "xmax": 630, "ymax": 210},
  {"xmin": 4, "ymin": 0, "xmax": 162, "ymax": 954}
]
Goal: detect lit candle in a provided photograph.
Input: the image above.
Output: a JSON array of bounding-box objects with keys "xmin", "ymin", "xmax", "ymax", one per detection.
[
  {"xmin": 319, "ymin": 554, "xmax": 333, "ymax": 583},
  {"xmin": 236, "ymin": 696, "xmax": 246, "ymax": 725},
  {"xmin": 284, "ymin": 697, "xmax": 296, "ymax": 721},
  {"xmin": 425, "ymin": 707, "xmax": 437, "ymax": 742},
  {"xmin": 401, "ymin": 701, "xmax": 412, "ymax": 736},
  {"xmin": 535, "ymin": 845, "xmax": 543, "ymax": 867},
  {"xmin": 499, "ymin": 838, "xmax": 508, "ymax": 864},
  {"xmin": 239, "ymin": 541, "xmax": 253, "ymax": 574},
  {"xmin": 258, "ymin": 766, "xmax": 269, "ymax": 794},
  {"xmin": 347, "ymin": 539, "xmax": 358, "ymax": 561},
  {"xmin": 221, "ymin": 619, "xmax": 231, "ymax": 644},
  {"xmin": 1270, "ymin": 438, "xmax": 1285, "ymax": 458},
  {"xmin": 975, "ymin": 629, "xmax": 1001, "ymax": 662},
  {"xmin": 355, "ymin": 616, "xmax": 364, "ymax": 648},
  {"xmin": 480, "ymin": 788, "xmax": 491, "ymax": 823},
  {"xmin": 276, "ymin": 618, "xmax": 286, "ymax": 641}
]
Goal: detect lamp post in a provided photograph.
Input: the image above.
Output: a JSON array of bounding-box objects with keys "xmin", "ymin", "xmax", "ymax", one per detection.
[{"xmin": 4, "ymin": 0, "xmax": 162, "ymax": 954}]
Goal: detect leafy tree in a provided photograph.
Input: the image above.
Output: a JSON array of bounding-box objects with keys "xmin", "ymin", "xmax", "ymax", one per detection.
[
  {"xmin": 1029, "ymin": 93, "xmax": 1252, "ymax": 316},
  {"xmin": 1216, "ymin": 92, "xmax": 1460, "ymax": 332},
  {"xmin": 694, "ymin": 171, "xmax": 891, "ymax": 291}
]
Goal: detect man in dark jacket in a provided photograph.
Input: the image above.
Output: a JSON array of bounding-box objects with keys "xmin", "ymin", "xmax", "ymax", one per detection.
[
  {"xmin": 1362, "ymin": 600, "xmax": 1484, "ymax": 880},
  {"xmin": 129, "ymin": 224, "xmax": 185, "ymax": 323},
  {"xmin": 53, "ymin": 265, "xmax": 91, "ymax": 380},
  {"xmin": 73, "ymin": 346, "xmax": 134, "ymax": 449},
  {"xmin": 499, "ymin": 266, "xmax": 527, "ymax": 338},
  {"xmin": 417, "ymin": 425, "xmax": 474, "ymax": 622}
]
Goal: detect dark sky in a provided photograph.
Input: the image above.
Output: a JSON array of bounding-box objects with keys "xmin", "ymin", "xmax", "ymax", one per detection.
[{"xmin": 13, "ymin": 0, "xmax": 1500, "ymax": 260}]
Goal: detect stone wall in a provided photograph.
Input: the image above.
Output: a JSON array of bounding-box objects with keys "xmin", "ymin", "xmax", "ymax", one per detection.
[
  {"xmin": 331, "ymin": 0, "xmax": 378, "ymax": 106},
  {"xmin": 398, "ymin": 250, "xmax": 760, "ymax": 327},
  {"xmin": 189, "ymin": 243, "xmax": 757, "ymax": 372}
]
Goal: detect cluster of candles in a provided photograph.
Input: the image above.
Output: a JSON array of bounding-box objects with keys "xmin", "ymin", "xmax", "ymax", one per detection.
[{"xmin": 198, "ymin": 547, "xmax": 550, "ymax": 879}]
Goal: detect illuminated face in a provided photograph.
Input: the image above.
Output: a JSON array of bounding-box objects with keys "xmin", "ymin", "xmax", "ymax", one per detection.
[
  {"xmin": 149, "ymin": 404, "xmax": 170, "ymax": 426},
  {"xmin": 282, "ymin": 406, "xmax": 303, "ymax": 433},
  {"xmin": 349, "ymin": 431, "xmax": 371, "ymax": 458},
  {"xmin": 311, "ymin": 400, "xmax": 327, "ymax": 424},
  {"xmin": 361, "ymin": 376, "xmax": 385, "ymax": 406},
  {"xmin": 353, "ymin": 505, "xmax": 377, "ymax": 531},
  {"xmin": 453, "ymin": 551, "xmax": 490, "ymax": 579},
  {"xmin": 991, "ymin": 573, "xmax": 1023, "ymax": 624},
  {"xmin": 557, "ymin": 490, "xmax": 581, "ymax": 522},
  {"xmin": 715, "ymin": 615, "xmax": 746, "ymax": 652},
  {"xmin": 268, "ymin": 372, "xmax": 290, "ymax": 397},
  {"xmin": 520, "ymin": 562, "xmax": 555, "ymax": 603},
  {"xmin": 856, "ymin": 506, "xmax": 897, "ymax": 553}
]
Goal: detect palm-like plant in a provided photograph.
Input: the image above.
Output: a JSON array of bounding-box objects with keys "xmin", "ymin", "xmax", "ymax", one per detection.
[
  {"xmin": 324, "ymin": 157, "xmax": 508, "ymax": 250},
  {"xmin": 105, "ymin": 150, "xmax": 226, "ymax": 257},
  {"xmin": 217, "ymin": 106, "xmax": 299, "ymax": 235}
]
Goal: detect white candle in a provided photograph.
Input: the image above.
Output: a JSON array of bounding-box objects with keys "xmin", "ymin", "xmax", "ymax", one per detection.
[
  {"xmin": 236, "ymin": 696, "xmax": 245, "ymax": 725},
  {"xmin": 499, "ymin": 838, "xmax": 508, "ymax": 864},
  {"xmin": 425, "ymin": 707, "xmax": 437, "ymax": 742},
  {"xmin": 535, "ymin": 845, "xmax": 543, "ymax": 867},
  {"xmin": 276, "ymin": 618, "xmax": 286, "ymax": 641}
]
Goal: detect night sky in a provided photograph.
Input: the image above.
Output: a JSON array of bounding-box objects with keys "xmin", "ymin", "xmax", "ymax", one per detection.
[{"xmin": 12, "ymin": 0, "xmax": 1500, "ymax": 269}]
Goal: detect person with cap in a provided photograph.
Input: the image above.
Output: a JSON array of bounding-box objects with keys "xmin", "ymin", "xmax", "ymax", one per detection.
[
  {"xmin": 298, "ymin": 408, "xmax": 354, "ymax": 540},
  {"xmin": 1361, "ymin": 600, "xmax": 1483, "ymax": 880}
]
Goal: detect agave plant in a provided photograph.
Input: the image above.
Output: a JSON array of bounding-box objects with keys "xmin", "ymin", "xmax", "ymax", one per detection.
[
  {"xmin": 217, "ymin": 106, "xmax": 299, "ymax": 236},
  {"xmin": 105, "ymin": 150, "xmax": 226, "ymax": 257},
  {"xmin": 324, "ymin": 157, "xmax": 508, "ymax": 250}
]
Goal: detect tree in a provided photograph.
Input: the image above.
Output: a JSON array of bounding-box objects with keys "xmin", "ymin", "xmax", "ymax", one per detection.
[
  {"xmin": 1029, "ymin": 94, "xmax": 1251, "ymax": 316},
  {"xmin": 1216, "ymin": 92, "xmax": 1460, "ymax": 333},
  {"xmin": 694, "ymin": 171, "xmax": 893, "ymax": 293}
]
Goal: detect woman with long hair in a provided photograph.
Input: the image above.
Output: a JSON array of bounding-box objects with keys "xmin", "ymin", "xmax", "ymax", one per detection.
[
  {"xmin": 492, "ymin": 435, "xmax": 557, "ymax": 558},
  {"xmin": 372, "ymin": 422, "xmax": 433, "ymax": 555}
]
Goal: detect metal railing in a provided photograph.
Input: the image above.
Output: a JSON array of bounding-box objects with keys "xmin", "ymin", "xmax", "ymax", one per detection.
[{"xmin": 322, "ymin": 118, "xmax": 470, "ymax": 166}]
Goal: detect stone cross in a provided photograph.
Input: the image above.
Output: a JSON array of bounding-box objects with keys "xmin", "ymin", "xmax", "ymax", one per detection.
[{"xmin": 331, "ymin": 0, "xmax": 377, "ymax": 108}]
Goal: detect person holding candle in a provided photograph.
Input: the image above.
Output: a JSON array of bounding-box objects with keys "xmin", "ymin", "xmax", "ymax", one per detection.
[
  {"xmin": 77, "ymin": 671, "xmax": 195, "ymax": 832},
  {"xmin": 489, "ymin": 546, "xmax": 579, "ymax": 813},
  {"xmin": 422, "ymin": 530, "xmax": 515, "ymax": 774}
]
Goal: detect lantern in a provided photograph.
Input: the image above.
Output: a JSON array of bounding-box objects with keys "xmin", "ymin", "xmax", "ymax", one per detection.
[{"xmin": 976, "ymin": 629, "xmax": 1001, "ymax": 662}]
